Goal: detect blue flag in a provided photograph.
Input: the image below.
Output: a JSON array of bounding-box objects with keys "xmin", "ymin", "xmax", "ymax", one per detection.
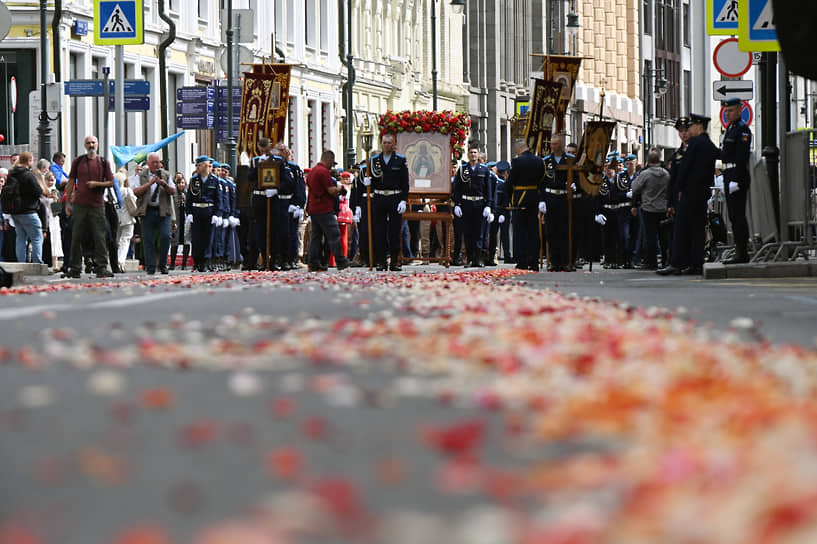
[{"xmin": 110, "ymin": 132, "xmax": 184, "ymax": 168}]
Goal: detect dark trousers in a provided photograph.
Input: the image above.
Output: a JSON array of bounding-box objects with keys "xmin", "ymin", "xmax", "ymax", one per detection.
[
  {"xmin": 190, "ymin": 207, "xmax": 214, "ymax": 265},
  {"xmin": 141, "ymin": 207, "xmax": 172, "ymax": 272},
  {"xmin": 372, "ymin": 194, "xmax": 401, "ymax": 265},
  {"xmin": 571, "ymin": 198, "xmax": 591, "ymax": 263},
  {"xmin": 238, "ymin": 208, "xmax": 254, "ymax": 267},
  {"xmin": 272, "ymin": 199, "xmax": 290, "ymax": 262},
  {"xmin": 614, "ymin": 208, "xmax": 632, "ymax": 265},
  {"xmin": 545, "ymin": 195, "xmax": 569, "ymax": 269},
  {"xmin": 452, "ymin": 215, "xmax": 464, "ymax": 260},
  {"xmin": 252, "ymin": 194, "xmax": 281, "ymax": 267},
  {"xmin": 499, "ymin": 215, "xmax": 511, "ymax": 259},
  {"xmin": 288, "ymin": 215, "xmax": 299, "ymax": 261},
  {"xmin": 462, "ymin": 201, "xmax": 484, "ymax": 257},
  {"xmin": 308, "ymin": 212, "xmax": 348, "ymax": 266},
  {"xmin": 670, "ymin": 195, "xmax": 708, "ymax": 269},
  {"xmin": 488, "ymin": 220, "xmax": 500, "ymax": 261},
  {"xmin": 641, "ymin": 210, "xmax": 668, "ymax": 269},
  {"xmin": 725, "ymin": 185, "xmax": 749, "ymax": 253},
  {"xmin": 603, "ymin": 209, "xmax": 619, "ymax": 264},
  {"xmin": 513, "ymin": 206, "xmax": 540, "ymax": 269},
  {"xmin": 68, "ymin": 204, "xmax": 110, "ymax": 274},
  {"xmin": 356, "ymin": 200, "xmax": 370, "ymax": 262}
]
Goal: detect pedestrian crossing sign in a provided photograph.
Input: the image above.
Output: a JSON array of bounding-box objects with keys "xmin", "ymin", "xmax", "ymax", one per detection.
[
  {"xmin": 707, "ymin": 0, "xmax": 739, "ymax": 36},
  {"xmin": 94, "ymin": 0, "xmax": 143, "ymax": 45},
  {"xmin": 737, "ymin": 0, "xmax": 780, "ymax": 52}
]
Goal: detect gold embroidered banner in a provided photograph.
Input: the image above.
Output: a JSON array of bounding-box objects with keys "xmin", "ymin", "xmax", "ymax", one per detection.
[
  {"xmin": 538, "ymin": 55, "xmax": 582, "ymax": 134},
  {"xmin": 575, "ymin": 120, "xmax": 617, "ymax": 196},
  {"xmin": 238, "ymin": 73, "xmax": 276, "ymax": 157},
  {"xmin": 524, "ymin": 79, "xmax": 563, "ymax": 155},
  {"xmin": 250, "ymin": 63, "xmax": 292, "ymax": 148}
]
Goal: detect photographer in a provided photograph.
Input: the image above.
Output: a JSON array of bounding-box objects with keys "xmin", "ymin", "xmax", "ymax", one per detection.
[{"xmin": 306, "ymin": 150, "xmax": 349, "ymax": 271}]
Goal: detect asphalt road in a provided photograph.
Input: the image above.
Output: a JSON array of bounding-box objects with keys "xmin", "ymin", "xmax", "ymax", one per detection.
[{"xmin": 1, "ymin": 265, "xmax": 816, "ymax": 543}]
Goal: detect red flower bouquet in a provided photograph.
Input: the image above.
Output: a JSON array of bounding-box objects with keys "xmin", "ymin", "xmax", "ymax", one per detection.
[{"xmin": 378, "ymin": 110, "xmax": 471, "ymax": 160}]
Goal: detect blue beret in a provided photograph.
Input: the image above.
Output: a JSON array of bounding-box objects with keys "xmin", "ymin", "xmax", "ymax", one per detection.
[
  {"xmin": 222, "ymin": 164, "xmax": 231, "ymax": 172},
  {"xmin": 625, "ymin": 154, "xmax": 637, "ymax": 162},
  {"xmin": 496, "ymin": 160, "xmax": 510, "ymax": 172},
  {"xmin": 486, "ymin": 161, "xmax": 497, "ymax": 168},
  {"xmin": 195, "ymin": 155, "xmax": 213, "ymax": 164},
  {"xmin": 722, "ymin": 97, "xmax": 741, "ymax": 107},
  {"xmin": 212, "ymin": 161, "xmax": 222, "ymax": 168}
]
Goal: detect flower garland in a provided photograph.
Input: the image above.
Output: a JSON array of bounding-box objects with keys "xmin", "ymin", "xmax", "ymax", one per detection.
[{"xmin": 378, "ymin": 110, "xmax": 471, "ymax": 160}]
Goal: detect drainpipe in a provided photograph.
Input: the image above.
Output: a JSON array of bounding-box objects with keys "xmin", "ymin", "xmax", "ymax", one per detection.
[
  {"xmin": 51, "ymin": 0, "xmax": 61, "ymax": 81},
  {"xmin": 158, "ymin": 0, "xmax": 176, "ymax": 153}
]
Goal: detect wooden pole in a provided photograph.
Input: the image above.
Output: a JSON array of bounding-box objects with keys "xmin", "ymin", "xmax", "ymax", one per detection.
[
  {"xmin": 366, "ymin": 151, "xmax": 374, "ymax": 270},
  {"xmin": 567, "ymin": 160, "xmax": 574, "ymax": 268},
  {"xmin": 265, "ymin": 198, "xmax": 271, "ymax": 270}
]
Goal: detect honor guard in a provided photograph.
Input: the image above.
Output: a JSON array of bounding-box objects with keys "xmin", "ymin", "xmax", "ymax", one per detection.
[
  {"xmin": 222, "ymin": 164, "xmax": 242, "ymax": 268},
  {"xmin": 657, "ymin": 114, "xmax": 720, "ymax": 276},
  {"xmin": 620, "ymin": 154, "xmax": 639, "ymax": 268},
  {"xmin": 452, "ymin": 143, "xmax": 494, "ymax": 268},
  {"xmin": 349, "ymin": 161, "xmax": 371, "ymax": 266},
  {"xmin": 248, "ymin": 138, "xmax": 280, "ymax": 270},
  {"xmin": 208, "ymin": 162, "xmax": 226, "ymax": 271},
  {"xmin": 484, "ymin": 160, "xmax": 502, "ymax": 266},
  {"xmin": 598, "ymin": 158, "xmax": 625, "ymax": 269},
  {"xmin": 720, "ymin": 97, "xmax": 753, "ymax": 264},
  {"xmin": 185, "ymin": 155, "xmax": 222, "ymax": 272},
  {"xmin": 542, "ymin": 134, "xmax": 575, "ymax": 272},
  {"xmin": 506, "ymin": 139, "xmax": 546, "ymax": 271},
  {"xmin": 278, "ymin": 144, "xmax": 306, "ymax": 269},
  {"xmin": 666, "ymin": 117, "xmax": 691, "ymax": 265},
  {"xmin": 494, "ymin": 161, "xmax": 513, "ymax": 263},
  {"xmin": 361, "ymin": 133, "xmax": 409, "ymax": 271},
  {"xmin": 266, "ymin": 144, "xmax": 297, "ymax": 270}
]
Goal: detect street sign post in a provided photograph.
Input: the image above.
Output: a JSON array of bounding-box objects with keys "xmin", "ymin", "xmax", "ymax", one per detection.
[
  {"xmin": 94, "ymin": 0, "xmax": 144, "ymax": 45},
  {"xmin": 713, "ymin": 38, "xmax": 753, "ymax": 77},
  {"xmin": 708, "ymin": 0, "xmax": 740, "ymax": 36},
  {"xmin": 64, "ymin": 79, "xmax": 149, "ymax": 97},
  {"xmin": 720, "ymin": 100, "xmax": 753, "ymax": 128},
  {"xmin": 108, "ymin": 96, "xmax": 150, "ymax": 111},
  {"xmin": 738, "ymin": 0, "xmax": 780, "ymax": 52},
  {"xmin": 713, "ymin": 80, "xmax": 754, "ymax": 101}
]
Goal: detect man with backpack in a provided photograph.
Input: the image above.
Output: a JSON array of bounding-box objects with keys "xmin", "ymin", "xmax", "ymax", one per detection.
[{"xmin": 1, "ymin": 152, "xmax": 44, "ymax": 264}]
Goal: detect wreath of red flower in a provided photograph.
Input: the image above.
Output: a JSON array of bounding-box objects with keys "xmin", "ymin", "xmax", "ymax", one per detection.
[{"xmin": 378, "ymin": 110, "xmax": 471, "ymax": 160}]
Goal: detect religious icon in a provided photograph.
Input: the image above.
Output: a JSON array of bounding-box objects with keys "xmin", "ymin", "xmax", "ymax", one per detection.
[{"xmin": 256, "ymin": 160, "xmax": 281, "ymax": 189}]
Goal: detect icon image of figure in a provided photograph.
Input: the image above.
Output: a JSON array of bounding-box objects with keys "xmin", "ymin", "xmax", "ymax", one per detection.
[
  {"xmin": 413, "ymin": 142, "xmax": 436, "ymax": 177},
  {"xmin": 264, "ymin": 170, "xmax": 273, "ymax": 185},
  {"xmin": 249, "ymin": 103, "xmax": 259, "ymax": 121}
]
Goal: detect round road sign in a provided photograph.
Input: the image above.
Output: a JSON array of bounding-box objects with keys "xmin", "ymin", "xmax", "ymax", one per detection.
[
  {"xmin": 720, "ymin": 100, "xmax": 753, "ymax": 129},
  {"xmin": 713, "ymin": 38, "xmax": 753, "ymax": 78}
]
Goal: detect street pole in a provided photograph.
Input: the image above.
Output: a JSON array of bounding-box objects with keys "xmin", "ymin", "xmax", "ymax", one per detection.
[
  {"xmin": 343, "ymin": 0, "xmax": 356, "ymax": 170},
  {"xmin": 115, "ymin": 45, "xmax": 124, "ymax": 154},
  {"xmin": 103, "ymin": 66, "xmax": 110, "ymax": 163},
  {"xmin": 226, "ymin": 0, "xmax": 237, "ymax": 173},
  {"xmin": 760, "ymin": 52, "xmax": 781, "ymax": 235},
  {"xmin": 431, "ymin": 0, "xmax": 437, "ymax": 111},
  {"xmin": 38, "ymin": 0, "xmax": 52, "ymax": 160}
]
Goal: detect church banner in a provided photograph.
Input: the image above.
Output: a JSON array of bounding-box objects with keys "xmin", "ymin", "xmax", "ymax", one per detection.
[
  {"xmin": 238, "ymin": 73, "xmax": 276, "ymax": 157},
  {"xmin": 524, "ymin": 79, "xmax": 563, "ymax": 155},
  {"xmin": 538, "ymin": 55, "xmax": 583, "ymax": 133}
]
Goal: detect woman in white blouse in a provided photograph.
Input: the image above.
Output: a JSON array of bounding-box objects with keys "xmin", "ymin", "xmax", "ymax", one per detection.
[{"xmin": 115, "ymin": 170, "xmax": 136, "ymax": 272}]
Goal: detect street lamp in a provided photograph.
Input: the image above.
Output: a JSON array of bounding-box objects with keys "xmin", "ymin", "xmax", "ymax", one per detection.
[
  {"xmin": 38, "ymin": 0, "xmax": 52, "ymax": 160},
  {"xmin": 359, "ymin": 117, "xmax": 374, "ymax": 270},
  {"xmin": 643, "ymin": 68, "xmax": 667, "ymax": 154},
  {"xmin": 431, "ymin": 0, "xmax": 466, "ymax": 111}
]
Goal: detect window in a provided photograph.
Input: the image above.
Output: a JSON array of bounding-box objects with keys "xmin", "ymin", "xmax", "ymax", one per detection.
[
  {"xmin": 288, "ymin": 98, "xmax": 296, "ymax": 150},
  {"xmin": 644, "ymin": 0, "xmax": 652, "ymax": 35},
  {"xmin": 307, "ymin": 99, "xmax": 316, "ymax": 165},
  {"xmin": 275, "ymin": 0, "xmax": 284, "ymax": 42},
  {"xmin": 198, "ymin": 0, "xmax": 208, "ymax": 20},
  {"xmin": 287, "ymin": 0, "xmax": 295, "ymax": 43},
  {"xmin": 683, "ymin": 70, "xmax": 691, "ymax": 115},
  {"xmin": 319, "ymin": 0, "xmax": 328, "ymax": 52},
  {"xmin": 683, "ymin": 3, "xmax": 690, "ymax": 47},
  {"xmin": 321, "ymin": 101, "xmax": 330, "ymax": 151},
  {"xmin": 305, "ymin": 0, "xmax": 316, "ymax": 48}
]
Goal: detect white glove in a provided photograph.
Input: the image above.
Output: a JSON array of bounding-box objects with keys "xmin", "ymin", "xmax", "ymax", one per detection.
[
  {"xmin": 626, "ymin": 190, "xmax": 633, "ymax": 199},
  {"xmin": 729, "ymin": 181, "xmax": 740, "ymax": 194},
  {"xmin": 570, "ymin": 183, "xmax": 577, "ymax": 192},
  {"xmin": 453, "ymin": 206, "xmax": 463, "ymax": 218},
  {"xmin": 288, "ymin": 204, "xmax": 297, "ymax": 214},
  {"xmin": 538, "ymin": 201, "xmax": 547, "ymax": 214},
  {"xmin": 397, "ymin": 200, "xmax": 406, "ymax": 214},
  {"xmin": 362, "ymin": 177, "xmax": 371, "ymax": 187},
  {"xmin": 498, "ymin": 215, "xmax": 506, "ymax": 224},
  {"xmin": 488, "ymin": 213, "xmax": 495, "ymax": 224},
  {"xmin": 294, "ymin": 208, "xmax": 304, "ymax": 220},
  {"xmin": 231, "ymin": 216, "xmax": 241, "ymax": 227},
  {"xmin": 355, "ymin": 206, "xmax": 361, "ymax": 218},
  {"xmin": 353, "ymin": 210, "xmax": 361, "ymax": 223},
  {"xmin": 185, "ymin": 214, "xmax": 193, "ymax": 224},
  {"xmin": 595, "ymin": 213, "xmax": 607, "ymax": 226},
  {"xmin": 211, "ymin": 215, "xmax": 220, "ymax": 226},
  {"xmin": 482, "ymin": 206, "xmax": 491, "ymax": 218},
  {"xmin": 265, "ymin": 188, "xmax": 278, "ymax": 198}
]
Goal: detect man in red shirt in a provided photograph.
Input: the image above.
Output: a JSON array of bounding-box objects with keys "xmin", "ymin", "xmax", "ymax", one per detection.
[
  {"xmin": 306, "ymin": 150, "xmax": 349, "ymax": 271},
  {"xmin": 63, "ymin": 135, "xmax": 115, "ymax": 278}
]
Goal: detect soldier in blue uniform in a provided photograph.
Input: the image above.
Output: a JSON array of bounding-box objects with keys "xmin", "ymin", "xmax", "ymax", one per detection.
[
  {"xmin": 506, "ymin": 139, "xmax": 546, "ymax": 271},
  {"xmin": 184, "ymin": 155, "xmax": 222, "ymax": 272},
  {"xmin": 494, "ymin": 161, "xmax": 513, "ymax": 263},
  {"xmin": 657, "ymin": 114, "xmax": 720, "ymax": 275},
  {"xmin": 484, "ymin": 160, "xmax": 503, "ymax": 266},
  {"xmin": 542, "ymin": 134, "xmax": 575, "ymax": 271},
  {"xmin": 666, "ymin": 117, "xmax": 691, "ymax": 267},
  {"xmin": 361, "ymin": 133, "xmax": 409, "ymax": 271},
  {"xmin": 620, "ymin": 154, "xmax": 639, "ymax": 268},
  {"xmin": 248, "ymin": 138, "xmax": 281, "ymax": 270},
  {"xmin": 208, "ymin": 161, "xmax": 226, "ymax": 271},
  {"xmin": 264, "ymin": 143, "xmax": 297, "ymax": 270},
  {"xmin": 350, "ymin": 161, "xmax": 372, "ymax": 267},
  {"xmin": 278, "ymin": 144, "xmax": 306, "ymax": 270},
  {"xmin": 452, "ymin": 143, "xmax": 494, "ymax": 268},
  {"xmin": 597, "ymin": 161, "xmax": 620, "ymax": 268},
  {"xmin": 720, "ymin": 97, "xmax": 753, "ymax": 264}
]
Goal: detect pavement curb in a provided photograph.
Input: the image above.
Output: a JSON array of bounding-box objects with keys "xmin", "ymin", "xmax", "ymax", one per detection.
[{"xmin": 704, "ymin": 261, "xmax": 817, "ymax": 279}]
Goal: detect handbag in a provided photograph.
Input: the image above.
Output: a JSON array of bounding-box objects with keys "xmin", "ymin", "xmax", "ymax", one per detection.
[{"xmin": 124, "ymin": 190, "xmax": 138, "ymax": 216}]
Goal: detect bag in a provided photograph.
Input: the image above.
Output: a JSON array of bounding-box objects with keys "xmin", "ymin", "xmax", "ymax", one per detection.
[
  {"xmin": 708, "ymin": 212, "xmax": 727, "ymax": 244},
  {"xmin": 0, "ymin": 171, "xmax": 23, "ymax": 213},
  {"xmin": 124, "ymin": 191, "xmax": 138, "ymax": 216},
  {"xmin": 104, "ymin": 188, "xmax": 120, "ymax": 233}
]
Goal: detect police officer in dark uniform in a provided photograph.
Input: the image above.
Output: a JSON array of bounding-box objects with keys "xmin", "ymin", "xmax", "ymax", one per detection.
[
  {"xmin": 657, "ymin": 114, "xmax": 720, "ymax": 276},
  {"xmin": 362, "ymin": 133, "xmax": 409, "ymax": 271},
  {"xmin": 666, "ymin": 117, "xmax": 691, "ymax": 266},
  {"xmin": 720, "ymin": 97, "xmax": 753, "ymax": 263},
  {"xmin": 542, "ymin": 134, "xmax": 575, "ymax": 271},
  {"xmin": 184, "ymin": 155, "xmax": 221, "ymax": 272},
  {"xmin": 506, "ymin": 139, "xmax": 546, "ymax": 271},
  {"xmin": 452, "ymin": 143, "xmax": 493, "ymax": 268}
]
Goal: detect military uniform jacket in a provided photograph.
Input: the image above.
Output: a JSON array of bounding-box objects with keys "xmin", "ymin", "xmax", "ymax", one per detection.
[
  {"xmin": 721, "ymin": 120, "xmax": 752, "ymax": 189},
  {"xmin": 277, "ymin": 160, "xmax": 298, "ymax": 199},
  {"xmin": 543, "ymin": 153, "xmax": 575, "ymax": 196},
  {"xmin": 679, "ymin": 133, "xmax": 720, "ymax": 201},
  {"xmin": 613, "ymin": 171, "xmax": 637, "ymax": 206},
  {"xmin": 248, "ymin": 154, "xmax": 270, "ymax": 188},
  {"xmin": 288, "ymin": 161, "xmax": 307, "ymax": 208},
  {"xmin": 185, "ymin": 173, "xmax": 222, "ymax": 215},
  {"xmin": 506, "ymin": 150, "xmax": 545, "ymax": 209},
  {"xmin": 667, "ymin": 144, "xmax": 686, "ymax": 209},
  {"xmin": 452, "ymin": 162, "xmax": 493, "ymax": 208},
  {"xmin": 369, "ymin": 152, "xmax": 409, "ymax": 200}
]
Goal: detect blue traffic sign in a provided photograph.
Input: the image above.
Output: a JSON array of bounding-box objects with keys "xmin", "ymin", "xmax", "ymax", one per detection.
[
  {"xmin": 177, "ymin": 101, "xmax": 215, "ymax": 115},
  {"xmin": 108, "ymin": 80, "xmax": 150, "ymax": 96},
  {"xmin": 95, "ymin": 0, "xmax": 143, "ymax": 45},
  {"xmin": 738, "ymin": 0, "xmax": 779, "ymax": 52},
  {"xmin": 708, "ymin": 0, "xmax": 739, "ymax": 35},
  {"xmin": 108, "ymin": 96, "xmax": 150, "ymax": 111},
  {"xmin": 216, "ymin": 86, "xmax": 242, "ymax": 100},
  {"xmin": 64, "ymin": 80, "xmax": 105, "ymax": 96},
  {"xmin": 176, "ymin": 86, "xmax": 215, "ymax": 102},
  {"xmin": 176, "ymin": 114, "xmax": 214, "ymax": 130}
]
